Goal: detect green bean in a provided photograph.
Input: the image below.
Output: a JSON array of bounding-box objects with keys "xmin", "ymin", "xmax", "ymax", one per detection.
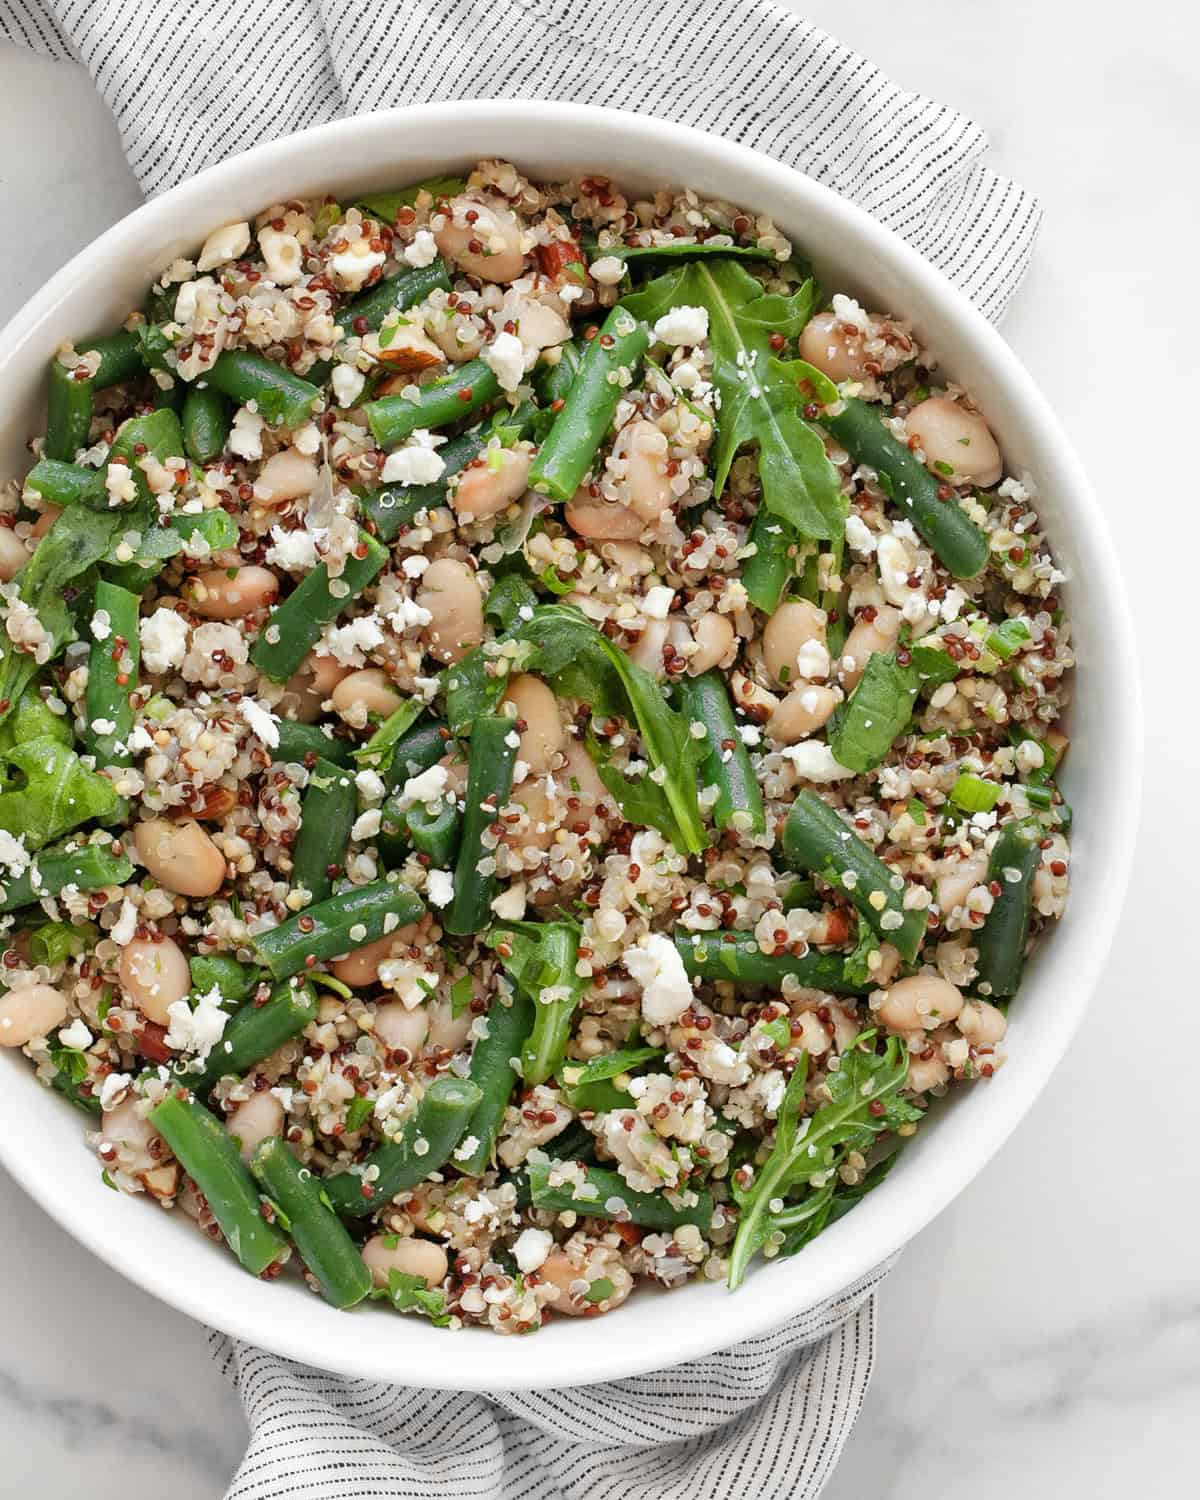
[
  {"xmin": 342, "ymin": 260, "xmax": 452, "ymax": 334},
  {"xmin": 516, "ymin": 926, "xmax": 584, "ymax": 1087},
  {"xmin": 250, "ymin": 877, "xmax": 425, "ymax": 980},
  {"xmin": 674, "ymin": 930, "xmax": 868, "ymax": 996},
  {"xmin": 783, "ymin": 789, "xmax": 927, "ymax": 962},
  {"xmin": 974, "ymin": 818, "xmax": 1042, "ymax": 998},
  {"xmin": 359, "ymin": 427, "xmax": 481, "ymax": 541},
  {"xmin": 189, "ymin": 953, "xmax": 260, "ymax": 1008},
  {"xmin": 272, "ymin": 720, "xmax": 354, "ymax": 768},
  {"xmin": 249, "ymin": 1136, "xmax": 372, "ymax": 1308},
  {"xmin": 0, "ymin": 843, "xmax": 132, "ymax": 914},
  {"xmin": 382, "ymin": 717, "xmax": 449, "ymax": 789},
  {"xmin": 742, "ymin": 508, "xmax": 798, "ymax": 614},
  {"xmin": 534, "ymin": 340, "xmax": 585, "ymax": 407},
  {"xmin": 206, "ymin": 351, "xmax": 322, "ymax": 429},
  {"xmin": 822, "ymin": 398, "xmax": 989, "ymax": 578},
  {"xmin": 83, "ymin": 331, "xmax": 143, "ymax": 388},
  {"xmin": 322, "ymin": 1076, "xmax": 482, "ymax": 1218},
  {"xmin": 150, "ymin": 1092, "xmax": 287, "ymax": 1275},
  {"xmin": 291, "ymin": 757, "xmax": 357, "ymax": 904},
  {"xmin": 153, "ymin": 379, "xmax": 186, "ymax": 413},
  {"xmin": 457, "ymin": 988, "xmax": 536, "ymax": 1175},
  {"xmin": 528, "ymin": 304, "xmax": 650, "ymax": 503},
  {"xmin": 22, "ymin": 459, "xmax": 105, "ymax": 509},
  {"xmin": 83, "ymin": 581, "xmax": 140, "ymax": 769},
  {"xmin": 526, "ymin": 1161, "xmax": 714, "ymax": 1232},
  {"xmin": 365, "ymin": 359, "xmax": 502, "ymax": 449},
  {"xmin": 181, "ymin": 387, "xmax": 231, "ymax": 465},
  {"xmin": 443, "ymin": 715, "xmax": 517, "ymax": 936},
  {"xmin": 188, "ymin": 978, "xmax": 318, "ymax": 1092},
  {"xmin": 677, "ymin": 671, "xmax": 766, "ymax": 836},
  {"xmin": 45, "ymin": 359, "xmax": 94, "ymax": 461},
  {"xmin": 250, "ymin": 528, "xmax": 388, "ymax": 681},
  {"xmin": 405, "ymin": 801, "xmax": 461, "ymax": 866}
]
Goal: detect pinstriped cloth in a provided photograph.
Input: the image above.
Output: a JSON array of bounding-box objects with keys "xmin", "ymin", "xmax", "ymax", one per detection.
[
  {"xmin": 0, "ymin": 3, "xmax": 1036, "ymax": 1494},
  {"xmin": 0, "ymin": 0, "xmax": 1040, "ymax": 321}
]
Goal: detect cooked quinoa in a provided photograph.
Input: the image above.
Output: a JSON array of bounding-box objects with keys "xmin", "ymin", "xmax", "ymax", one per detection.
[{"xmin": 0, "ymin": 161, "xmax": 1073, "ymax": 1329}]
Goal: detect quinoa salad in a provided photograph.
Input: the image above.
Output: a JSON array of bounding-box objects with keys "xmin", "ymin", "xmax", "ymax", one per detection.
[{"xmin": 0, "ymin": 161, "xmax": 1073, "ymax": 1330}]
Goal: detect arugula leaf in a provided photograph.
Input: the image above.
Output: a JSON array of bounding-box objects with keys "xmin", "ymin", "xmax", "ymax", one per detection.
[
  {"xmin": 351, "ymin": 699, "xmax": 424, "ymax": 773},
  {"xmin": 911, "ymin": 643, "xmax": 959, "ymax": 688},
  {"xmin": 355, "ymin": 177, "xmax": 466, "ymax": 224},
  {"xmin": 382, "ymin": 1268, "xmax": 452, "ymax": 1325},
  {"xmin": 586, "ymin": 727, "xmax": 704, "ymax": 855},
  {"xmin": 488, "ymin": 920, "xmax": 586, "ymax": 1086},
  {"xmin": 583, "ymin": 238, "xmax": 777, "ymax": 267},
  {"xmin": 49, "ymin": 1036, "xmax": 89, "ymax": 1084},
  {"xmin": 623, "ymin": 260, "xmax": 843, "ymax": 539},
  {"xmin": 841, "ymin": 915, "xmax": 880, "ymax": 989},
  {"xmin": 344, "ymin": 1095, "xmax": 374, "ymax": 1132},
  {"xmin": 827, "ymin": 651, "xmax": 921, "ymax": 774},
  {"xmin": 727, "ymin": 1033, "xmax": 912, "ymax": 1288},
  {"xmin": 484, "ymin": 570, "xmax": 539, "ymax": 631},
  {"xmin": 0, "ymin": 736, "xmax": 120, "ymax": 849}
]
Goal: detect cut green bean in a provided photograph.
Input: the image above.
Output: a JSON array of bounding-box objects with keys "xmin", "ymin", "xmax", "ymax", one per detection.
[
  {"xmin": 343, "ymin": 260, "xmax": 452, "ymax": 334},
  {"xmin": 365, "ymin": 359, "xmax": 502, "ymax": 449},
  {"xmin": 84, "ymin": 581, "xmax": 140, "ymax": 768},
  {"xmin": 150, "ymin": 1092, "xmax": 287, "ymax": 1275},
  {"xmin": 322, "ymin": 1076, "xmax": 482, "ymax": 1217},
  {"xmin": 381, "ymin": 717, "xmax": 450, "ymax": 789},
  {"xmin": 272, "ymin": 720, "xmax": 354, "ymax": 768},
  {"xmin": 526, "ymin": 1161, "xmax": 714, "ymax": 1232},
  {"xmin": 974, "ymin": 818, "xmax": 1042, "ymax": 998},
  {"xmin": 822, "ymin": 398, "xmax": 989, "ymax": 578},
  {"xmin": 188, "ymin": 978, "xmax": 318, "ymax": 1092},
  {"xmin": 250, "ymin": 528, "xmax": 388, "ymax": 681},
  {"xmin": 405, "ymin": 801, "xmax": 461, "ymax": 867},
  {"xmin": 358, "ymin": 427, "xmax": 481, "ymax": 540},
  {"xmin": 189, "ymin": 953, "xmax": 260, "ymax": 1008},
  {"xmin": 743, "ymin": 508, "xmax": 798, "ymax": 614},
  {"xmin": 783, "ymin": 789, "xmax": 927, "ymax": 962},
  {"xmin": 182, "ymin": 387, "xmax": 231, "ymax": 465},
  {"xmin": 677, "ymin": 671, "xmax": 766, "ymax": 835},
  {"xmin": 443, "ymin": 715, "xmax": 517, "ymax": 936},
  {"xmin": 250, "ymin": 878, "xmax": 425, "ymax": 980},
  {"xmin": 529, "ymin": 304, "xmax": 650, "ymax": 503},
  {"xmin": 457, "ymin": 988, "xmax": 536, "ymax": 1175},
  {"xmin": 22, "ymin": 459, "xmax": 105, "ymax": 509},
  {"xmin": 45, "ymin": 358, "xmax": 94, "ymax": 461},
  {"xmin": 674, "ymin": 930, "xmax": 868, "ymax": 996},
  {"xmin": 534, "ymin": 340, "xmax": 585, "ymax": 407},
  {"xmin": 291, "ymin": 757, "xmax": 357, "ymax": 903},
  {"xmin": 206, "ymin": 351, "xmax": 322, "ymax": 429},
  {"xmin": 0, "ymin": 843, "xmax": 132, "ymax": 914},
  {"xmin": 249, "ymin": 1136, "xmax": 372, "ymax": 1308},
  {"xmin": 83, "ymin": 331, "xmax": 143, "ymax": 388}
]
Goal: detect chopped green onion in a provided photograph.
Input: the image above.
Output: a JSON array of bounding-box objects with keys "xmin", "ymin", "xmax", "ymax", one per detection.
[{"xmin": 950, "ymin": 773, "xmax": 1002, "ymax": 813}]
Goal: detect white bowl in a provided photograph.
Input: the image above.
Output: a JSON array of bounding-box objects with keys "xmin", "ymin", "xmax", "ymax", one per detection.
[{"xmin": 0, "ymin": 102, "xmax": 1140, "ymax": 1390}]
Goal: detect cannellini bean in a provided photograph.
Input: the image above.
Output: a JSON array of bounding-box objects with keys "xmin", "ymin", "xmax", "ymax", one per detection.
[
  {"xmin": 226, "ymin": 1091, "xmax": 285, "ymax": 1162},
  {"xmin": 935, "ymin": 849, "xmax": 989, "ymax": 914},
  {"xmin": 284, "ymin": 652, "xmax": 351, "ymax": 722},
  {"xmin": 798, "ymin": 310, "xmax": 875, "ymax": 382},
  {"xmin": 513, "ymin": 298, "xmax": 571, "ymax": 352},
  {"xmin": 134, "ymin": 818, "xmax": 226, "ymax": 897},
  {"xmin": 626, "ymin": 618, "xmax": 669, "ymax": 677},
  {"xmin": 839, "ymin": 605, "xmax": 901, "ymax": 691},
  {"xmin": 331, "ymin": 668, "xmax": 404, "ymax": 723},
  {"xmin": 564, "ymin": 488, "xmax": 644, "ymax": 541},
  {"xmin": 956, "ymin": 998, "xmax": 1008, "ymax": 1046},
  {"xmin": 253, "ymin": 446, "xmax": 318, "ymax": 504},
  {"xmin": 187, "ymin": 565, "xmax": 279, "ymax": 620},
  {"xmin": 197, "ymin": 221, "xmax": 251, "ymax": 273},
  {"xmin": 905, "ymin": 396, "xmax": 1002, "ymax": 487},
  {"xmin": 438, "ymin": 754, "xmax": 469, "ymax": 799},
  {"xmin": 506, "ymin": 776, "xmax": 557, "ymax": 853},
  {"xmin": 561, "ymin": 738, "xmax": 611, "ymax": 825},
  {"xmin": 614, "ymin": 419, "xmax": 673, "ymax": 523},
  {"xmin": 451, "ymin": 447, "xmax": 532, "ymax": 523},
  {"xmin": 730, "ymin": 670, "xmax": 780, "ymax": 721},
  {"xmin": 118, "ymin": 935, "xmax": 191, "ymax": 1025},
  {"xmin": 906, "ymin": 1044, "xmax": 951, "ymax": 1094},
  {"xmin": 428, "ymin": 317, "xmax": 486, "ymax": 365},
  {"xmin": 331, "ymin": 925, "xmax": 418, "ymax": 988},
  {"xmin": 362, "ymin": 1234, "xmax": 448, "ymax": 1290},
  {"xmin": 501, "ymin": 674, "xmax": 563, "ymax": 775},
  {"xmin": 415, "ymin": 558, "xmax": 484, "ymax": 665},
  {"xmin": 100, "ymin": 1097, "xmax": 159, "ymax": 1173},
  {"xmin": 435, "ymin": 198, "xmax": 526, "ymax": 282},
  {"xmin": 767, "ymin": 684, "xmax": 839, "ymax": 743},
  {"xmin": 372, "ymin": 1001, "xmax": 430, "ymax": 1055},
  {"xmin": 30, "ymin": 505, "xmax": 62, "ymax": 540},
  {"xmin": 0, "ymin": 527, "xmax": 30, "ymax": 580},
  {"xmin": 763, "ymin": 600, "xmax": 827, "ymax": 684},
  {"xmin": 687, "ymin": 612, "xmax": 735, "ymax": 675},
  {"xmin": 599, "ymin": 540, "xmax": 654, "ymax": 576},
  {"xmin": 877, "ymin": 974, "xmax": 965, "ymax": 1033},
  {"xmin": 0, "ymin": 984, "xmax": 68, "ymax": 1046},
  {"xmin": 536, "ymin": 1250, "xmax": 632, "ymax": 1315},
  {"xmin": 875, "ymin": 533, "xmax": 915, "ymax": 608},
  {"xmin": 426, "ymin": 1000, "xmax": 472, "ymax": 1052}
]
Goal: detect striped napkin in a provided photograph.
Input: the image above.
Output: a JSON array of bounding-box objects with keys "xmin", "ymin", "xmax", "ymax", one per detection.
[{"xmin": 0, "ymin": 1, "xmax": 1040, "ymax": 1494}]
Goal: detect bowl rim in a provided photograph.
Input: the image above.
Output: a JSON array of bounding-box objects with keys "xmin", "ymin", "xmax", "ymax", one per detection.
[{"xmin": 0, "ymin": 99, "xmax": 1143, "ymax": 1389}]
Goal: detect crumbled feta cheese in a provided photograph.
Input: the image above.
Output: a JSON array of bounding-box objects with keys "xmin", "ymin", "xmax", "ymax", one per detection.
[
  {"xmin": 104, "ymin": 461, "xmax": 138, "ymax": 508},
  {"xmin": 331, "ymin": 363, "xmax": 365, "ymax": 408},
  {"xmin": 481, "ymin": 331, "xmax": 526, "ymax": 393},
  {"xmin": 0, "ymin": 830, "xmax": 30, "ymax": 877},
  {"xmin": 110, "ymin": 898, "xmax": 138, "ymax": 947},
  {"xmin": 239, "ymin": 697, "xmax": 280, "ymax": 748},
  {"xmin": 831, "ymin": 293, "xmax": 868, "ymax": 331},
  {"xmin": 351, "ymin": 809, "xmax": 382, "ymax": 840},
  {"xmin": 844, "ymin": 514, "xmax": 876, "ymax": 556},
  {"xmin": 354, "ymin": 769, "xmax": 386, "ymax": 803},
  {"xmin": 292, "ymin": 422, "xmax": 322, "ymax": 456},
  {"xmin": 99, "ymin": 1073, "xmax": 133, "ymax": 1111},
  {"xmin": 394, "ymin": 763, "xmax": 448, "ymax": 812},
  {"xmin": 782, "ymin": 742, "xmax": 857, "ymax": 782},
  {"xmin": 381, "ymin": 443, "xmax": 445, "ymax": 486},
  {"xmin": 642, "ymin": 585, "xmax": 675, "ymax": 619},
  {"xmin": 625, "ymin": 932, "xmax": 694, "ymax": 1028},
  {"xmin": 512, "ymin": 1226, "xmax": 553, "ymax": 1273},
  {"xmin": 403, "ymin": 230, "xmax": 438, "ymax": 268},
  {"xmin": 652, "ymin": 305, "xmax": 709, "ymax": 346},
  {"xmin": 90, "ymin": 609, "xmax": 112, "ymax": 642},
  {"xmin": 490, "ymin": 882, "xmax": 527, "ymax": 921},
  {"xmin": 196, "ymin": 221, "xmax": 251, "ymax": 273},
  {"xmin": 330, "ymin": 241, "xmax": 386, "ymax": 292},
  {"xmin": 139, "ymin": 607, "xmax": 190, "ymax": 674},
  {"xmin": 165, "ymin": 989, "xmax": 229, "ymax": 1066},
  {"xmin": 58, "ymin": 1018, "xmax": 93, "ymax": 1050},
  {"xmin": 426, "ymin": 869, "xmax": 454, "ymax": 907},
  {"xmin": 258, "ymin": 226, "xmax": 304, "ymax": 286},
  {"xmin": 228, "ymin": 407, "xmax": 266, "ymax": 461},
  {"xmin": 320, "ymin": 615, "xmax": 386, "ymax": 667},
  {"xmin": 589, "ymin": 256, "xmax": 626, "ymax": 286}
]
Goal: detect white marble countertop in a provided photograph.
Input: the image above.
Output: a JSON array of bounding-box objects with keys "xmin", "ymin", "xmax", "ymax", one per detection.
[{"xmin": 0, "ymin": 2, "xmax": 1196, "ymax": 1494}]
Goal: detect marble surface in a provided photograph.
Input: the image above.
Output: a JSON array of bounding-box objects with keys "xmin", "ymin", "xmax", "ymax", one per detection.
[{"xmin": 0, "ymin": 2, "xmax": 1196, "ymax": 1494}]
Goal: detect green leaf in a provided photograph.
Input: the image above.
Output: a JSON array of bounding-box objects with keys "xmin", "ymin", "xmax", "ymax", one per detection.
[
  {"xmin": 49, "ymin": 1039, "xmax": 88, "ymax": 1084},
  {"xmin": 625, "ymin": 261, "xmax": 843, "ymax": 539},
  {"xmin": 911, "ymin": 643, "xmax": 960, "ymax": 688},
  {"xmin": 355, "ymin": 177, "xmax": 466, "ymax": 223},
  {"xmin": 344, "ymin": 1095, "xmax": 373, "ymax": 1132},
  {"xmin": 841, "ymin": 915, "xmax": 880, "ymax": 989},
  {"xmin": 0, "ymin": 736, "xmax": 120, "ymax": 849},
  {"xmin": 449, "ymin": 973, "xmax": 474, "ymax": 1018},
  {"xmin": 352, "ymin": 699, "xmax": 424, "ymax": 774},
  {"xmin": 487, "ymin": 920, "xmax": 585, "ymax": 1087},
  {"xmin": 31, "ymin": 920, "xmax": 84, "ymax": 967},
  {"xmin": 827, "ymin": 651, "xmax": 921, "ymax": 774},
  {"xmin": 559, "ymin": 1046, "xmax": 664, "ymax": 1088},
  {"xmin": 949, "ymin": 773, "xmax": 1002, "ymax": 813},
  {"xmin": 383, "ymin": 1268, "xmax": 452, "ymax": 1325}
]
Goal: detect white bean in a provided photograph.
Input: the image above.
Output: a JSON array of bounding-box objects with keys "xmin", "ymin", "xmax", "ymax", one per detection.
[
  {"xmin": 187, "ymin": 566, "xmax": 279, "ymax": 620},
  {"xmin": 435, "ymin": 198, "xmax": 525, "ymax": 282},
  {"xmin": 451, "ymin": 447, "xmax": 532, "ymax": 523},
  {"xmin": 798, "ymin": 310, "xmax": 875, "ymax": 382},
  {"xmin": 763, "ymin": 600, "xmax": 827, "ymax": 684},
  {"xmin": 561, "ymin": 738, "xmax": 611, "ymax": 825},
  {"xmin": 626, "ymin": 618, "xmax": 669, "ymax": 677},
  {"xmin": 614, "ymin": 419, "xmax": 673, "ymax": 523},
  {"xmin": 935, "ymin": 849, "xmax": 989, "ymax": 914},
  {"xmin": 956, "ymin": 998, "xmax": 1008, "ymax": 1046},
  {"xmin": 906, "ymin": 1045, "xmax": 951, "ymax": 1094},
  {"xmin": 0, "ymin": 984, "xmax": 68, "ymax": 1046},
  {"xmin": 0, "ymin": 527, "xmax": 30, "ymax": 581},
  {"xmin": 905, "ymin": 397, "xmax": 1002, "ymax": 487},
  {"xmin": 372, "ymin": 1002, "xmax": 430, "ymax": 1056},
  {"xmin": 226, "ymin": 1091, "xmax": 285, "ymax": 1163},
  {"xmin": 767, "ymin": 684, "xmax": 839, "ymax": 743},
  {"xmin": 362, "ymin": 1234, "xmax": 448, "ymax": 1290},
  {"xmin": 416, "ymin": 558, "xmax": 484, "ymax": 665},
  {"xmin": 253, "ymin": 447, "xmax": 318, "ymax": 504},
  {"xmin": 118, "ymin": 935, "xmax": 191, "ymax": 1026},
  {"xmin": 134, "ymin": 818, "xmax": 226, "ymax": 897},
  {"xmin": 839, "ymin": 605, "xmax": 901, "ymax": 691},
  {"xmin": 426, "ymin": 1000, "xmax": 472, "ymax": 1052},
  {"xmin": 100, "ymin": 1096, "xmax": 159, "ymax": 1173},
  {"xmin": 331, "ymin": 925, "xmax": 418, "ymax": 989},
  {"xmin": 564, "ymin": 488, "xmax": 644, "ymax": 541},
  {"xmin": 284, "ymin": 652, "xmax": 351, "ymax": 723},
  {"xmin": 331, "ymin": 668, "xmax": 404, "ymax": 724},
  {"xmin": 501, "ymin": 674, "xmax": 563, "ymax": 775},
  {"xmin": 687, "ymin": 612, "xmax": 735, "ymax": 675},
  {"xmin": 877, "ymin": 974, "xmax": 964, "ymax": 1033}
]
